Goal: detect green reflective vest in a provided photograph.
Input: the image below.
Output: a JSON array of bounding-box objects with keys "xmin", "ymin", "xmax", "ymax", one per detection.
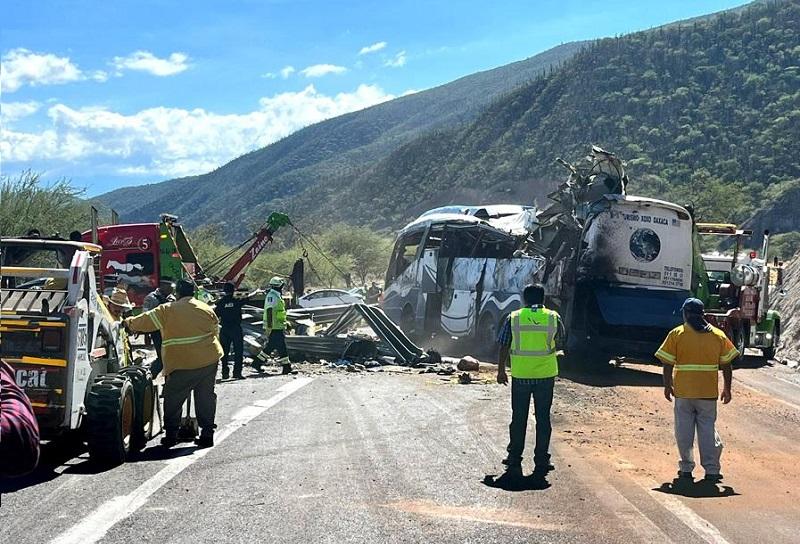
[
  {"xmin": 263, "ymin": 289, "xmax": 287, "ymax": 331},
  {"xmin": 509, "ymin": 306, "xmax": 559, "ymax": 379}
]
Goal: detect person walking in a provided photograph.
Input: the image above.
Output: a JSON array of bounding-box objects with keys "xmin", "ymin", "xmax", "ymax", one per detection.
[
  {"xmin": 124, "ymin": 279, "xmax": 223, "ymax": 448},
  {"xmin": 655, "ymin": 297, "xmax": 737, "ymax": 483},
  {"xmin": 496, "ymin": 284, "xmax": 563, "ymax": 480},
  {"xmin": 255, "ymin": 277, "xmax": 291, "ymax": 375},
  {"xmin": 215, "ymin": 282, "xmax": 260, "ymax": 380},
  {"xmin": 142, "ymin": 279, "xmax": 175, "ymax": 378}
]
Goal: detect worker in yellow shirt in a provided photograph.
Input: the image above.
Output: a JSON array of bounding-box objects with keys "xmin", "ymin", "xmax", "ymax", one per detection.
[{"xmin": 655, "ymin": 298, "xmax": 739, "ymax": 483}]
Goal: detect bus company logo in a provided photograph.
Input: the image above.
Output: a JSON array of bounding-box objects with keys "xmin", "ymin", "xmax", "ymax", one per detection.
[{"xmin": 109, "ymin": 235, "xmax": 135, "ymax": 248}]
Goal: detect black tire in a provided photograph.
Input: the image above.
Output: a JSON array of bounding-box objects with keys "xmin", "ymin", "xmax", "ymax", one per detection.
[
  {"xmin": 733, "ymin": 324, "xmax": 746, "ymax": 359},
  {"xmin": 119, "ymin": 366, "xmax": 155, "ymax": 451},
  {"xmin": 476, "ymin": 313, "xmax": 501, "ymax": 359},
  {"xmin": 763, "ymin": 321, "xmax": 780, "ymax": 360},
  {"xmin": 86, "ymin": 375, "xmax": 135, "ymax": 466}
]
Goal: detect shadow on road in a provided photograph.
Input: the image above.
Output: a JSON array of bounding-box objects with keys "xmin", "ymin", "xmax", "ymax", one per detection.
[
  {"xmin": 733, "ymin": 354, "xmax": 771, "ymax": 370},
  {"xmin": 559, "ymin": 362, "xmax": 663, "ymax": 388},
  {"xmin": 654, "ymin": 478, "xmax": 739, "ymax": 498},
  {"xmin": 0, "ymin": 436, "xmax": 93, "ymax": 493},
  {"xmin": 482, "ymin": 473, "xmax": 551, "ymax": 492},
  {"xmin": 129, "ymin": 444, "xmax": 197, "ymax": 462}
]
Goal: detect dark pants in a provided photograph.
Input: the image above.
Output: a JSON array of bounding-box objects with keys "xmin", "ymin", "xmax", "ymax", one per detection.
[
  {"xmin": 163, "ymin": 364, "xmax": 217, "ymax": 438},
  {"xmin": 265, "ymin": 329, "xmax": 288, "ymax": 357},
  {"xmin": 219, "ymin": 325, "xmax": 244, "ymax": 375},
  {"xmin": 506, "ymin": 377, "xmax": 555, "ymax": 469},
  {"xmin": 149, "ymin": 331, "xmax": 163, "ymax": 378}
]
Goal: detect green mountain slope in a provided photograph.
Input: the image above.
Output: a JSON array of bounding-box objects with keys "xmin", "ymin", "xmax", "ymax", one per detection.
[
  {"xmin": 97, "ymin": 41, "xmax": 585, "ymax": 239},
  {"xmin": 309, "ymin": 0, "xmax": 800, "ymax": 229}
]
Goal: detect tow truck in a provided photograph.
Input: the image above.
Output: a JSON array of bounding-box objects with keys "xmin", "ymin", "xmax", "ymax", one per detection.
[
  {"xmin": 84, "ymin": 212, "xmax": 290, "ymax": 308},
  {"xmin": 1, "ymin": 237, "xmax": 159, "ymax": 464},
  {"xmin": 698, "ymin": 224, "xmax": 784, "ymax": 359}
]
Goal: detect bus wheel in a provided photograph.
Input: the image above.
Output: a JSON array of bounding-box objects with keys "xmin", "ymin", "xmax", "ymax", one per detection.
[{"xmin": 401, "ymin": 306, "xmax": 416, "ymax": 338}]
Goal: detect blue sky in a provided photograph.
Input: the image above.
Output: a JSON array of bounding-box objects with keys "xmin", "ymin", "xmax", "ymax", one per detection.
[{"xmin": 1, "ymin": 0, "xmax": 746, "ymax": 196}]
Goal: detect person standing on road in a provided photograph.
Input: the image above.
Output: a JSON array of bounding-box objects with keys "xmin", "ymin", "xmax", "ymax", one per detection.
[
  {"xmin": 496, "ymin": 284, "xmax": 563, "ymax": 480},
  {"xmin": 124, "ymin": 279, "xmax": 223, "ymax": 448},
  {"xmin": 655, "ymin": 298, "xmax": 738, "ymax": 483},
  {"xmin": 255, "ymin": 277, "xmax": 291, "ymax": 375},
  {"xmin": 142, "ymin": 279, "xmax": 175, "ymax": 378},
  {"xmin": 215, "ymin": 282, "xmax": 261, "ymax": 380}
]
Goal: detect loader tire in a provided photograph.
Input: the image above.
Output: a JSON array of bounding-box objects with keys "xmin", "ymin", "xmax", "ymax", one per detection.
[
  {"xmin": 119, "ymin": 366, "xmax": 155, "ymax": 451},
  {"xmin": 86, "ymin": 375, "xmax": 135, "ymax": 466}
]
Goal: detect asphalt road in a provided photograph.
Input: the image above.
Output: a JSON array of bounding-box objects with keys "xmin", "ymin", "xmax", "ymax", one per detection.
[{"xmin": 2, "ymin": 358, "xmax": 800, "ymax": 544}]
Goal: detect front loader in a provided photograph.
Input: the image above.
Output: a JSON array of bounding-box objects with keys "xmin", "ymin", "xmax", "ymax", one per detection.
[{"xmin": 1, "ymin": 237, "xmax": 161, "ymax": 465}]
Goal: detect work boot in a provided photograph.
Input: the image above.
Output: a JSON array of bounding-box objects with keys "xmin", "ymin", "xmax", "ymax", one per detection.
[
  {"xmin": 281, "ymin": 363, "xmax": 292, "ymax": 375},
  {"xmin": 703, "ymin": 473, "xmax": 723, "ymax": 483},
  {"xmin": 161, "ymin": 434, "xmax": 178, "ymax": 448},
  {"xmin": 533, "ymin": 463, "xmax": 555, "ymax": 475},
  {"xmin": 221, "ymin": 367, "xmax": 230, "ymax": 380},
  {"xmin": 232, "ymin": 372, "xmax": 244, "ymax": 380},
  {"xmin": 677, "ymin": 471, "xmax": 693, "ymax": 480},
  {"xmin": 195, "ymin": 435, "xmax": 214, "ymax": 449}
]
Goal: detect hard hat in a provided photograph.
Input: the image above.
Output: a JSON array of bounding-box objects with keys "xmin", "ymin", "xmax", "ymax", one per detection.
[{"xmin": 269, "ymin": 276, "xmax": 285, "ymax": 288}]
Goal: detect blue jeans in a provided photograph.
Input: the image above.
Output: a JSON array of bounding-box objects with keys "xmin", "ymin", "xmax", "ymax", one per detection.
[{"xmin": 506, "ymin": 377, "xmax": 555, "ymax": 469}]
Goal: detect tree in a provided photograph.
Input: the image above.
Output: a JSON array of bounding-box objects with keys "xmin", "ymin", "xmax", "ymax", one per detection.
[{"xmin": 0, "ymin": 171, "xmax": 90, "ymax": 237}]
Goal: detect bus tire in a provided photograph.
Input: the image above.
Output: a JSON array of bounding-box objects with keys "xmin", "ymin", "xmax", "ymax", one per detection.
[{"xmin": 763, "ymin": 321, "xmax": 780, "ymax": 360}]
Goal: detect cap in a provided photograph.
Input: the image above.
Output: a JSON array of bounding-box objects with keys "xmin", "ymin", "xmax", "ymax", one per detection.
[{"xmin": 681, "ymin": 297, "xmax": 705, "ymax": 315}]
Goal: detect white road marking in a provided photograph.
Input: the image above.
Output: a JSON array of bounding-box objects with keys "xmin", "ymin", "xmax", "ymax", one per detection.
[
  {"xmin": 641, "ymin": 482, "xmax": 732, "ymax": 544},
  {"xmin": 737, "ymin": 380, "xmax": 800, "ymax": 412},
  {"xmin": 51, "ymin": 377, "xmax": 313, "ymax": 544},
  {"xmin": 554, "ymin": 445, "xmax": 675, "ymax": 543}
]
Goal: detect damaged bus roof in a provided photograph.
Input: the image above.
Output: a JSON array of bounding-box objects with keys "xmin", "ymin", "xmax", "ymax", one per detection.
[{"xmin": 402, "ymin": 205, "xmax": 538, "ymax": 238}]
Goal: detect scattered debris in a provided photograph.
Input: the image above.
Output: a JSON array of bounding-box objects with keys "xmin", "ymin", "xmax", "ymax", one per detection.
[{"xmin": 458, "ymin": 372, "xmax": 473, "ymax": 385}]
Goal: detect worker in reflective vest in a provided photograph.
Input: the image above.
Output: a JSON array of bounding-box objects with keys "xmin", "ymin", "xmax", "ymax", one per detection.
[
  {"xmin": 496, "ymin": 283, "xmax": 563, "ymax": 481},
  {"xmin": 255, "ymin": 276, "xmax": 291, "ymax": 375},
  {"xmin": 655, "ymin": 297, "xmax": 738, "ymax": 483},
  {"xmin": 124, "ymin": 279, "xmax": 223, "ymax": 448}
]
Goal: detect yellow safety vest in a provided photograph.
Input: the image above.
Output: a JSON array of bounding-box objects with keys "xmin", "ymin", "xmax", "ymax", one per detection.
[{"xmin": 509, "ymin": 306, "xmax": 559, "ymax": 379}]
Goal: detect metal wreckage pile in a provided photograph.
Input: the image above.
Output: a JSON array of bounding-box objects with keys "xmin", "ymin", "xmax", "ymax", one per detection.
[{"xmin": 238, "ymin": 303, "xmax": 439, "ymax": 373}]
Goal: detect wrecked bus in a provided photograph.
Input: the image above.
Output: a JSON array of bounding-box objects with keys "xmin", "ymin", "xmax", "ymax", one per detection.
[
  {"xmin": 385, "ymin": 147, "xmax": 706, "ymax": 365},
  {"xmin": 382, "ymin": 205, "xmax": 546, "ymax": 346}
]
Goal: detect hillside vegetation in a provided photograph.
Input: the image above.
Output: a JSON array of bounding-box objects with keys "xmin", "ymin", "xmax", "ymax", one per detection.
[
  {"xmin": 313, "ymin": 0, "xmax": 799, "ymax": 228},
  {"xmin": 99, "ymin": 1, "xmax": 800, "ymax": 244},
  {"xmin": 97, "ymin": 42, "xmax": 585, "ymax": 240}
]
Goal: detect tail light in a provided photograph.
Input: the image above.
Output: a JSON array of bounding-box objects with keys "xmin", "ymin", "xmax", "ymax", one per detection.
[{"xmin": 41, "ymin": 329, "xmax": 63, "ymax": 353}]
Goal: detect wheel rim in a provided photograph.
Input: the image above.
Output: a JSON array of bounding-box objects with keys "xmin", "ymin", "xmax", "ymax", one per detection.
[{"xmin": 121, "ymin": 391, "xmax": 134, "ymax": 449}]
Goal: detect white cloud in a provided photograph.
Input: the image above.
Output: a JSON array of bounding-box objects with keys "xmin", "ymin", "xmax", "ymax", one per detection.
[
  {"xmin": 91, "ymin": 70, "xmax": 109, "ymax": 82},
  {"xmin": 1, "ymin": 84, "xmax": 395, "ymax": 178},
  {"xmin": 280, "ymin": 65, "xmax": 295, "ymax": 79},
  {"xmin": 1, "ymin": 48, "xmax": 83, "ymax": 93},
  {"xmin": 358, "ymin": 41, "xmax": 387, "ymax": 55},
  {"xmin": 1, "ymin": 101, "xmax": 41, "ymax": 123},
  {"xmin": 112, "ymin": 51, "xmax": 189, "ymax": 77},
  {"xmin": 262, "ymin": 72, "xmax": 277, "ymax": 79},
  {"xmin": 384, "ymin": 51, "xmax": 407, "ymax": 68},
  {"xmin": 300, "ymin": 64, "xmax": 347, "ymax": 78}
]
